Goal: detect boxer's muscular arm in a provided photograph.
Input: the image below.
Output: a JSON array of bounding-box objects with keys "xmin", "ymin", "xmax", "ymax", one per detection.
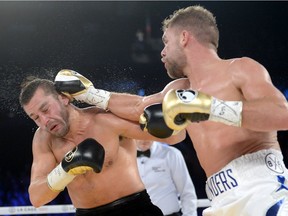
[
  {"xmin": 119, "ymin": 115, "xmax": 186, "ymax": 144},
  {"xmin": 54, "ymin": 70, "xmax": 189, "ymax": 122},
  {"xmin": 28, "ymin": 129, "xmax": 59, "ymax": 207},
  {"xmin": 107, "ymin": 93, "xmax": 153, "ymax": 121},
  {"xmin": 99, "ymin": 113, "xmax": 186, "ymax": 144},
  {"xmin": 29, "ymin": 130, "xmax": 105, "ymax": 208},
  {"xmin": 107, "ymin": 78, "xmax": 190, "ymax": 121},
  {"xmin": 234, "ymin": 57, "xmax": 288, "ymax": 131}
]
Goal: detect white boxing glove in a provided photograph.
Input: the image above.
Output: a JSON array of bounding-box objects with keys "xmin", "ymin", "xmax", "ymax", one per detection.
[{"xmin": 54, "ymin": 69, "xmax": 111, "ymax": 110}]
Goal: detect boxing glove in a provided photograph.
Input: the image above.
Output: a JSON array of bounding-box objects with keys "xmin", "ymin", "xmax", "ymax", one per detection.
[
  {"xmin": 163, "ymin": 89, "xmax": 242, "ymax": 130},
  {"xmin": 139, "ymin": 103, "xmax": 178, "ymax": 138},
  {"xmin": 54, "ymin": 69, "xmax": 111, "ymax": 110},
  {"xmin": 47, "ymin": 138, "xmax": 105, "ymax": 192}
]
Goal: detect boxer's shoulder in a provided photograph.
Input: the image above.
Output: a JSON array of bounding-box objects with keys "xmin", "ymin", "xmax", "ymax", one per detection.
[{"xmin": 162, "ymin": 78, "xmax": 190, "ymax": 95}]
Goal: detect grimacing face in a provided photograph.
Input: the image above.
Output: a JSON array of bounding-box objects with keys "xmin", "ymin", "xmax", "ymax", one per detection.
[{"xmin": 24, "ymin": 88, "xmax": 70, "ymax": 138}]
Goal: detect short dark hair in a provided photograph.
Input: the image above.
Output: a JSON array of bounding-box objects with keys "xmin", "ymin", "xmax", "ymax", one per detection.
[{"xmin": 19, "ymin": 77, "xmax": 59, "ymax": 107}]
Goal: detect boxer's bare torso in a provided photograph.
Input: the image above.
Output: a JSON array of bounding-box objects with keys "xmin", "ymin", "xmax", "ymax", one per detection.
[
  {"xmin": 107, "ymin": 57, "xmax": 284, "ymax": 178},
  {"xmin": 26, "ymin": 88, "xmax": 184, "ymax": 208},
  {"xmin": 164, "ymin": 57, "xmax": 282, "ymax": 177},
  {"xmin": 32, "ymin": 109, "xmax": 145, "ymax": 208},
  {"xmin": 186, "ymin": 112, "xmax": 279, "ymax": 177}
]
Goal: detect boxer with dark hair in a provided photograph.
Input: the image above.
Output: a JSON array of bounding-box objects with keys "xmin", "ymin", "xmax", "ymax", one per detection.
[{"xmin": 19, "ymin": 78, "xmax": 185, "ymax": 216}]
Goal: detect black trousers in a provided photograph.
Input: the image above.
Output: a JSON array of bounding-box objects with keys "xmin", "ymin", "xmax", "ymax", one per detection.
[{"xmin": 76, "ymin": 190, "xmax": 163, "ymax": 216}]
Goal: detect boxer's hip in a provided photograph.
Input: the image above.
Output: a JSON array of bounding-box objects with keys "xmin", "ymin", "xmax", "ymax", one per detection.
[
  {"xmin": 76, "ymin": 190, "xmax": 163, "ymax": 216},
  {"xmin": 204, "ymin": 149, "xmax": 288, "ymax": 216}
]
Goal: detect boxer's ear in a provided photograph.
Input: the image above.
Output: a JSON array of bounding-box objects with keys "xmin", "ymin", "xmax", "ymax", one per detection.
[
  {"xmin": 58, "ymin": 94, "xmax": 70, "ymax": 105},
  {"xmin": 180, "ymin": 30, "xmax": 190, "ymax": 47}
]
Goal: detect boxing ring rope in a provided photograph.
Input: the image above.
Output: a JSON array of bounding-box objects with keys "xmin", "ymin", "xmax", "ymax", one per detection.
[{"xmin": 0, "ymin": 199, "xmax": 210, "ymax": 215}]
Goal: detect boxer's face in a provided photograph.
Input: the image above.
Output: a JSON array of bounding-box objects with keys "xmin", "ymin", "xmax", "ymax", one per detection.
[
  {"xmin": 161, "ymin": 27, "xmax": 186, "ymax": 79},
  {"xmin": 24, "ymin": 87, "xmax": 70, "ymax": 137}
]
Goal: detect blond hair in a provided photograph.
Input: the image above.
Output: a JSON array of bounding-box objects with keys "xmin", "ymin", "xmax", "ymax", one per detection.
[{"xmin": 162, "ymin": 5, "xmax": 219, "ymax": 50}]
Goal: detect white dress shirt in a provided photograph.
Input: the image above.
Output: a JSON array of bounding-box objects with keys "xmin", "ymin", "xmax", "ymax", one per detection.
[{"xmin": 137, "ymin": 141, "xmax": 198, "ymax": 216}]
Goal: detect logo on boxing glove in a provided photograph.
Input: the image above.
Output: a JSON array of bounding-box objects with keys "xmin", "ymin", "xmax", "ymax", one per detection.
[
  {"xmin": 176, "ymin": 90, "xmax": 197, "ymax": 103},
  {"xmin": 64, "ymin": 147, "xmax": 78, "ymax": 163}
]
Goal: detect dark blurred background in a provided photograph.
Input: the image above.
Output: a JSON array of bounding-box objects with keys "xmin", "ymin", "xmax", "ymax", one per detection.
[{"xmin": 0, "ymin": 1, "xmax": 288, "ymax": 214}]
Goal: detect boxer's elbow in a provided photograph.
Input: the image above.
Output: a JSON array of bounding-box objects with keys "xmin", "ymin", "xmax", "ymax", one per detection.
[
  {"xmin": 29, "ymin": 193, "xmax": 44, "ymax": 208},
  {"xmin": 29, "ymin": 184, "xmax": 54, "ymax": 208},
  {"xmin": 275, "ymin": 101, "xmax": 288, "ymax": 130}
]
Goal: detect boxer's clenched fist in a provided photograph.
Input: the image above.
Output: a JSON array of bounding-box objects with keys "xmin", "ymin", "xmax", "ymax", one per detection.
[
  {"xmin": 47, "ymin": 138, "xmax": 105, "ymax": 192},
  {"xmin": 54, "ymin": 69, "xmax": 111, "ymax": 110},
  {"xmin": 163, "ymin": 89, "xmax": 242, "ymax": 130},
  {"xmin": 139, "ymin": 103, "xmax": 179, "ymax": 138}
]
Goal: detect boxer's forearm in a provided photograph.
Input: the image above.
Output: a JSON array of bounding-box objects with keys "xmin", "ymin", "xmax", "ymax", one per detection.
[
  {"xmin": 241, "ymin": 98, "xmax": 288, "ymax": 131},
  {"xmin": 53, "ymin": 70, "xmax": 163, "ymax": 121},
  {"xmin": 29, "ymin": 178, "xmax": 59, "ymax": 208},
  {"xmin": 108, "ymin": 93, "xmax": 156, "ymax": 121}
]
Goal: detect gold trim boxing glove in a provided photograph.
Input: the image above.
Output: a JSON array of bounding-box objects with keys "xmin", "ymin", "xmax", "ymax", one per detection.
[
  {"xmin": 163, "ymin": 89, "xmax": 242, "ymax": 130},
  {"xmin": 54, "ymin": 69, "xmax": 111, "ymax": 110}
]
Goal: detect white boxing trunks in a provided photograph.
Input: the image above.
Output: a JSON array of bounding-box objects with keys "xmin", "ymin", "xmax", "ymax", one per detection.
[{"xmin": 203, "ymin": 149, "xmax": 288, "ymax": 216}]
